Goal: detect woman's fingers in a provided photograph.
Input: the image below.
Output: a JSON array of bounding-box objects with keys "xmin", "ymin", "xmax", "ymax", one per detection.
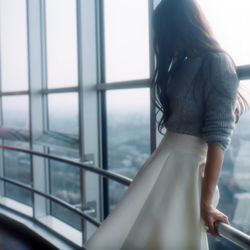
[
  {"xmin": 207, "ymin": 217, "xmax": 217, "ymax": 236},
  {"xmin": 222, "ymin": 214, "xmax": 229, "ymax": 224},
  {"xmin": 212, "ymin": 213, "xmax": 230, "ymax": 236},
  {"xmin": 216, "ymin": 213, "xmax": 229, "ymax": 225},
  {"xmin": 202, "ymin": 207, "xmax": 230, "ymax": 237}
]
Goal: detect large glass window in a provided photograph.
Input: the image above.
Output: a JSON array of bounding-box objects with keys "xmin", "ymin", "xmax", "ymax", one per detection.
[
  {"xmin": 2, "ymin": 96, "xmax": 29, "ymax": 130},
  {"xmin": 3, "ymin": 142, "xmax": 32, "ymax": 206},
  {"xmin": 47, "ymin": 93, "xmax": 79, "ymax": 135},
  {"xmin": 198, "ymin": 0, "xmax": 250, "ymax": 65},
  {"xmin": 0, "ymin": 0, "xmax": 29, "ymax": 91},
  {"xmin": 45, "ymin": 0, "xmax": 78, "ymax": 88},
  {"xmin": 103, "ymin": 0, "xmax": 150, "ymax": 82},
  {"xmin": 106, "ymin": 88, "xmax": 151, "ymax": 211},
  {"xmin": 49, "ymin": 150, "xmax": 81, "ymax": 230}
]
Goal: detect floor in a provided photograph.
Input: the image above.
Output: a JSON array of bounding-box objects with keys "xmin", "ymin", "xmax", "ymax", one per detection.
[{"xmin": 0, "ymin": 219, "xmax": 58, "ymax": 250}]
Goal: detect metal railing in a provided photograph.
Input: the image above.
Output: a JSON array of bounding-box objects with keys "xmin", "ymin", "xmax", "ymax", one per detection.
[
  {"xmin": 217, "ymin": 223, "xmax": 250, "ymax": 249},
  {"xmin": 0, "ymin": 145, "xmax": 132, "ymax": 186},
  {"xmin": 0, "ymin": 145, "xmax": 249, "ymax": 249}
]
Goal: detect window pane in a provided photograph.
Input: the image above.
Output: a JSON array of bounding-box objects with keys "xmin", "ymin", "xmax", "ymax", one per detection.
[
  {"xmin": 4, "ymin": 142, "xmax": 32, "ymax": 206},
  {"xmin": 45, "ymin": 0, "xmax": 78, "ymax": 88},
  {"xmin": 104, "ymin": 0, "xmax": 150, "ymax": 82},
  {"xmin": 2, "ymin": 96, "xmax": 29, "ymax": 130},
  {"xmin": 106, "ymin": 89, "xmax": 151, "ymax": 211},
  {"xmin": 198, "ymin": 0, "xmax": 250, "ymax": 65},
  {"xmin": 49, "ymin": 150, "xmax": 81, "ymax": 230},
  {"xmin": 0, "ymin": 0, "xmax": 29, "ymax": 91},
  {"xmin": 48, "ymin": 93, "xmax": 79, "ymax": 135}
]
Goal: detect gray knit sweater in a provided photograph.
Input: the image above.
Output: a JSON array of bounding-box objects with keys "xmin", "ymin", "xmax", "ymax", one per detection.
[{"xmin": 165, "ymin": 51, "xmax": 239, "ymax": 151}]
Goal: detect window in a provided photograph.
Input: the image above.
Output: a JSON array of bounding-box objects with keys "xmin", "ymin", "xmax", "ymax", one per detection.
[
  {"xmin": 45, "ymin": 0, "xmax": 78, "ymax": 88},
  {"xmin": 0, "ymin": 0, "xmax": 98, "ymax": 245},
  {"xmin": 2, "ymin": 96, "xmax": 29, "ymax": 130},
  {"xmin": 47, "ymin": 93, "xmax": 79, "ymax": 135},
  {"xmin": 198, "ymin": 0, "xmax": 250, "ymax": 65},
  {"xmin": 103, "ymin": 0, "xmax": 150, "ymax": 82},
  {"xmin": 4, "ymin": 142, "xmax": 32, "ymax": 206},
  {"xmin": 49, "ymin": 150, "xmax": 81, "ymax": 230},
  {"xmin": 0, "ymin": 0, "xmax": 29, "ymax": 92},
  {"xmin": 0, "ymin": 0, "xmax": 31, "ymax": 208},
  {"xmin": 106, "ymin": 89, "xmax": 151, "ymax": 211}
]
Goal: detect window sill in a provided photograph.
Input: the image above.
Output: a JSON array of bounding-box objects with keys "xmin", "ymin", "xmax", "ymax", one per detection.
[{"xmin": 0, "ymin": 197, "xmax": 33, "ymax": 217}]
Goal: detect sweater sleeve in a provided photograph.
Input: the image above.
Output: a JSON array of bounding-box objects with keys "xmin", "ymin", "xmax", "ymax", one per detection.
[{"xmin": 201, "ymin": 52, "xmax": 239, "ymax": 151}]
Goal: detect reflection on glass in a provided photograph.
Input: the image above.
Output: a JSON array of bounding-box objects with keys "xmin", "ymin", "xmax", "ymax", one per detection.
[
  {"xmin": 106, "ymin": 88, "xmax": 151, "ymax": 211},
  {"xmin": 48, "ymin": 93, "xmax": 79, "ymax": 135},
  {"xmin": 49, "ymin": 150, "xmax": 81, "ymax": 230},
  {"xmin": 104, "ymin": 0, "xmax": 150, "ymax": 82},
  {"xmin": 4, "ymin": 141, "xmax": 32, "ymax": 206},
  {"xmin": 198, "ymin": 0, "xmax": 250, "ymax": 65},
  {"xmin": 2, "ymin": 96, "xmax": 29, "ymax": 130},
  {"xmin": 0, "ymin": 0, "xmax": 28, "ymax": 91},
  {"xmin": 45, "ymin": 0, "xmax": 78, "ymax": 88}
]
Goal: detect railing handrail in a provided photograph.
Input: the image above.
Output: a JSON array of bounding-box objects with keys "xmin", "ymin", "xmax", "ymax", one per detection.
[
  {"xmin": 217, "ymin": 222, "xmax": 250, "ymax": 249},
  {"xmin": 0, "ymin": 176, "xmax": 101, "ymax": 227},
  {"xmin": 0, "ymin": 145, "xmax": 132, "ymax": 186}
]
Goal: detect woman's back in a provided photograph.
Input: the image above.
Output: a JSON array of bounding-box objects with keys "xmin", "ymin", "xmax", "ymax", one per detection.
[{"xmin": 166, "ymin": 51, "xmax": 239, "ymax": 151}]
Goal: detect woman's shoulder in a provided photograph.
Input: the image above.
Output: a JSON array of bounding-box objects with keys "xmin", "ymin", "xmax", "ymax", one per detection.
[
  {"xmin": 200, "ymin": 50, "xmax": 239, "ymax": 97},
  {"xmin": 199, "ymin": 50, "xmax": 237, "ymax": 79},
  {"xmin": 201, "ymin": 50, "xmax": 235, "ymax": 69}
]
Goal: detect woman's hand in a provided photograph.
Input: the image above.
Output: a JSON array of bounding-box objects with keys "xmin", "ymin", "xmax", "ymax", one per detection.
[{"xmin": 201, "ymin": 203, "xmax": 229, "ymax": 237}]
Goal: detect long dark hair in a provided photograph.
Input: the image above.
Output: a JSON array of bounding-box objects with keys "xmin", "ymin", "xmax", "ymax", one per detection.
[{"xmin": 152, "ymin": 0, "xmax": 247, "ymax": 132}]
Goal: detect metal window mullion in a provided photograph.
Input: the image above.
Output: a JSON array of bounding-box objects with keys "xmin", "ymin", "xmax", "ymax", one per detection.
[
  {"xmin": 76, "ymin": 0, "xmax": 85, "ymax": 243},
  {"xmin": 96, "ymin": 79, "xmax": 150, "ymax": 91},
  {"xmin": 0, "ymin": 14, "xmax": 4, "ymax": 197},
  {"xmin": 97, "ymin": 0, "xmax": 109, "ymax": 221},
  {"xmin": 77, "ymin": 0, "xmax": 101, "ymax": 243},
  {"xmin": 237, "ymin": 65, "xmax": 250, "ymax": 80},
  {"xmin": 148, "ymin": 0, "xmax": 157, "ymax": 152},
  {"xmin": 40, "ymin": 0, "xmax": 51, "ymax": 217},
  {"xmin": 96, "ymin": 0, "xmax": 106, "ymax": 222},
  {"xmin": 25, "ymin": 0, "xmax": 34, "ymax": 214},
  {"xmin": 42, "ymin": 86, "xmax": 79, "ymax": 94},
  {"xmin": 0, "ymin": 90, "xmax": 29, "ymax": 96},
  {"xmin": 152, "ymin": 0, "xmax": 166, "ymax": 147},
  {"xmin": 26, "ymin": 0, "xmax": 47, "ymax": 220}
]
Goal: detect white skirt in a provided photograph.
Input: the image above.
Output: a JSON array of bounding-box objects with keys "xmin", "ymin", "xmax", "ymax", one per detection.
[{"xmin": 85, "ymin": 131, "xmax": 220, "ymax": 250}]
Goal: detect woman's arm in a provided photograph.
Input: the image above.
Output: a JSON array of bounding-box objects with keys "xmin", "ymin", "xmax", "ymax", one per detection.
[
  {"xmin": 201, "ymin": 144, "xmax": 229, "ymax": 236},
  {"xmin": 200, "ymin": 52, "xmax": 239, "ymax": 236}
]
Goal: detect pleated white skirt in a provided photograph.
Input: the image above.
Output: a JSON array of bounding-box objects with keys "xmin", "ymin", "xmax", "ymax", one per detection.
[{"xmin": 85, "ymin": 131, "xmax": 220, "ymax": 250}]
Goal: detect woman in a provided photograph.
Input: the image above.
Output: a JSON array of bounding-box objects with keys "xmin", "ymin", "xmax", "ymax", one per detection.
[{"xmin": 85, "ymin": 0, "xmax": 245, "ymax": 249}]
